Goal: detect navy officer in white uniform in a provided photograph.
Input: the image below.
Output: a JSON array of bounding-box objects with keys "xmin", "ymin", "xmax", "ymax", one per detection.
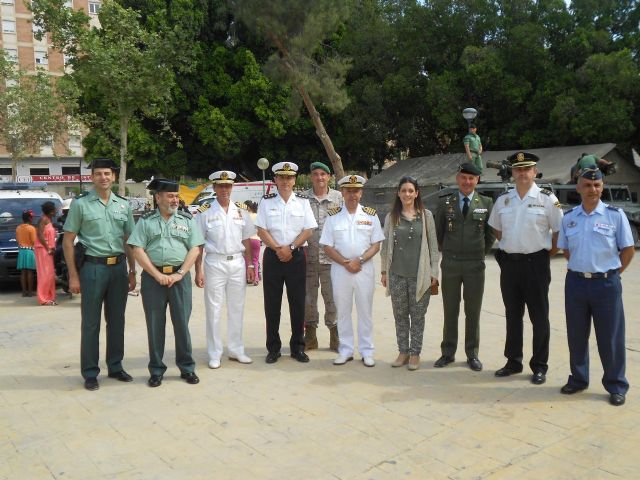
[
  {"xmin": 558, "ymin": 166, "xmax": 635, "ymax": 406},
  {"xmin": 488, "ymin": 152, "xmax": 563, "ymax": 385},
  {"xmin": 195, "ymin": 170, "xmax": 256, "ymax": 369},
  {"xmin": 255, "ymin": 161, "xmax": 318, "ymax": 364},
  {"xmin": 320, "ymin": 175, "xmax": 385, "ymax": 367}
]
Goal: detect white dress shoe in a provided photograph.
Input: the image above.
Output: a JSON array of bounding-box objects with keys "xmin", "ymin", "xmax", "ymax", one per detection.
[
  {"xmin": 333, "ymin": 355, "xmax": 353, "ymax": 365},
  {"xmin": 208, "ymin": 359, "xmax": 221, "ymax": 369},
  {"xmin": 229, "ymin": 354, "xmax": 253, "ymax": 364},
  {"xmin": 362, "ymin": 356, "xmax": 376, "ymax": 367}
]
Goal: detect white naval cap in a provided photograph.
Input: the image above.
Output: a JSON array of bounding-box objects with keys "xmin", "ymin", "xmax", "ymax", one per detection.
[
  {"xmin": 272, "ymin": 161, "xmax": 298, "ymax": 176},
  {"xmin": 209, "ymin": 170, "xmax": 237, "ymax": 184},
  {"xmin": 338, "ymin": 174, "xmax": 366, "ymax": 188}
]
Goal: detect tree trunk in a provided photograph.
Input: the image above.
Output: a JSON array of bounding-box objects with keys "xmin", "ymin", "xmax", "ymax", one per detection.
[
  {"xmin": 118, "ymin": 116, "xmax": 128, "ymax": 196},
  {"xmin": 265, "ymin": 30, "xmax": 345, "ymax": 179},
  {"xmin": 295, "ymin": 83, "xmax": 345, "ymax": 179}
]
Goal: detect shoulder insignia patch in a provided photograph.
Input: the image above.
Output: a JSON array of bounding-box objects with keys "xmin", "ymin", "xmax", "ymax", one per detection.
[
  {"xmin": 263, "ymin": 193, "xmax": 277, "ymax": 199},
  {"xmin": 235, "ymin": 201, "xmax": 248, "ymax": 211},
  {"xmin": 295, "ymin": 192, "xmax": 309, "ymax": 199},
  {"xmin": 362, "ymin": 206, "xmax": 376, "ymax": 216},
  {"xmin": 554, "ymin": 200, "xmax": 562, "ymax": 208},
  {"xmin": 197, "ymin": 202, "xmax": 211, "ymax": 213},
  {"xmin": 327, "ymin": 206, "xmax": 342, "ymax": 216},
  {"xmin": 540, "ymin": 188, "xmax": 552, "ymax": 196},
  {"xmin": 141, "ymin": 210, "xmax": 157, "ymax": 220},
  {"xmin": 177, "ymin": 210, "xmax": 193, "ymax": 219}
]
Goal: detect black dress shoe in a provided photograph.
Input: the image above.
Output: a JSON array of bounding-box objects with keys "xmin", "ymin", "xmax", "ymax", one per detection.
[
  {"xmin": 495, "ymin": 365, "xmax": 523, "ymax": 377},
  {"xmin": 148, "ymin": 375, "xmax": 163, "ymax": 388},
  {"xmin": 108, "ymin": 370, "xmax": 133, "ymax": 382},
  {"xmin": 531, "ymin": 372, "xmax": 546, "ymax": 385},
  {"xmin": 609, "ymin": 393, "xmax": 626, "ymax": 406},
  {"xmin": 265, "ymin": 352, "xmax": 281, "ymax": 364},
  {"xmin": 291, "ymin": 351, "xmax": 310, "ymax": 363},
  {"xmin": 467, "ymin": 357, "xmax": 483, "ymax": 372},
  {"xmin": 181, "ymin": 372, "xmax": 200, "ymax": 384},
  {"xmin": 434, "ymin": 356, "xmax": 454, "ymax": 368},
  {"xmin": 84, "ymin": 377, "xmax": 99, "ymax": 391},
  {"xmin": 560, "ymin": 384, "xmax": 587, "ymax": 395}
]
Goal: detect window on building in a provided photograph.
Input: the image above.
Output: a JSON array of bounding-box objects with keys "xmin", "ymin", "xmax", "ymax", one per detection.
[
  {"xmin": 30, "ymin": 167, "xmax": 50, "ymax": 175},
  {"xmin": 64, "ymin": 0, "xmax": 73, "ymax": 7},
  {"xmin": 69, "ymin": 135, "xmax": 82, "ymax": 148},
  {"xmin": 89, "ymin": 2, "xmax": 100, "ymax": 14},
  {"xmin": 0, "ymin": 167, "xmax": 12, "ymax": 176},
  {"xmin": 1, "ymin": 0, "xmax": 15, "ymax": 6},
  {"xmin": 2, "ymin": 19, "xmax": 16, "ymax": 33},
  {"xmin": 4, "ymin": 48, "xmax": 18, "ymax": 63},
  {"xmin": 62, "ymin": 166, "xmax": 80, "ymax": 175},
  {"xmin": 34, "ymin": 51, "xmax": 49, "ymax": 66}
]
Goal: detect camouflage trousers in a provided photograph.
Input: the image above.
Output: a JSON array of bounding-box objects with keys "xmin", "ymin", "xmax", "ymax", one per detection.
[
  {"xmin": 389, "ymin": 272, "xmax": 431, "ymax": 355},
  {"xmin": 304, "ymin": 262, "xmax": 337, "ymax": 329}
]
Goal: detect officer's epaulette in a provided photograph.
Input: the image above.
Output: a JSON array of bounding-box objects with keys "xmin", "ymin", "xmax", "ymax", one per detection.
[
  {"xmin": 327, "ymin": 206, "xmax": 342, "ymax": 216},
  {"xmin": 76, "ymin": 191, "xmax": 89, "ymax": 199},
  {"xmin": 606, "ymin": 205, "xmax": 622, "ymax": 212},
  {"xmin": 498, "ymin": 190, "xmax": 510, "ymax": 197},
  {"xmin": 141, "ymin": 210, "xmax": 157, "ymax": 220},
  {"xmin": 197, "ymin": 202, "xmax": 212, "ymax": 213},
  {"xmin": 263, "ymin": 193, "xmax": 277, "ymax": 199},
  {"xmin": 362, "ymin": 206, "xmax": 376, "ymax": 216},
  {"xmin": 295, "ymin": 192, "xmax": 309, "ymax": 199},
  {"xmin": 176, "ymin": 210, "xmax": 193, "ymax": 219},
  {"xmin": 439, "ymin": 190, "xmax": 453, "ymax": 199},
  {"xmin": 540, "ymin": 188, "xmax": 552, "ymax": 196},
  {"xmin": 235, "ymin": 201, "xmax": 248, "ymax": 211},
  {"xmin": 114, "ymin": 192, "xmax": 128, "ymax": 201}
]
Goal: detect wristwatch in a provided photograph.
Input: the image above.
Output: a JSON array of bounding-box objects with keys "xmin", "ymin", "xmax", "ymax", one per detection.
[
  {"xmin": 359, "ymin": 256, "xmax": 365, "ymax": 265},
  {"xmin": 176, "ymin": 268, "xmax": 185, "ymax": 276},
  {"xmin": 289, "ymin": 244, "xmax": 296, "ymax": 251}
]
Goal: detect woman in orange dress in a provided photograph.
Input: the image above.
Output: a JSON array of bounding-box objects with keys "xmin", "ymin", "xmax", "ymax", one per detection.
[
  {"xmin": 16, "ymin": 210, "xmax": 37, "ymax": 297},
  {"xmin": 34, "ymin": 201, "xmax": 58, "ymax": 306}
]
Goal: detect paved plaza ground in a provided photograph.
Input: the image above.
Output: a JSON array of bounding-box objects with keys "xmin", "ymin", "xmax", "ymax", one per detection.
[{"xmin": 1, "ymin": 253, "xmax": 639, "ymax": 479}]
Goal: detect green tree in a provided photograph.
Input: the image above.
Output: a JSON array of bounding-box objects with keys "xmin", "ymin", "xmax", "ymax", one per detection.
[
  {"xmin": 32, "ymin": 0, "xmax": 178, "ymax": 194},
  {"xmin": 233, "ymin": 0, "xmax": 352, "ymax": 178},
  {"xmin": 0, "ymin": 55, "xmax": 78, "ymax": 181}
]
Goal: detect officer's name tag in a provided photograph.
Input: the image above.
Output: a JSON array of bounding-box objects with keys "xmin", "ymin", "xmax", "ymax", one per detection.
[
  {"xmin": 594, "ymin": 223, "xmax": 615, "ymax": 235},
  {"xmin": 473, "ymin": 208, "xmax": 487, "ymax": 214},
  {"xmin": 173, "ymin": 224, "xmax": 190, "ymax": 232},
  {"xmin": 356, "ymin": 220, "xmax": 372, "ymax": 226}
]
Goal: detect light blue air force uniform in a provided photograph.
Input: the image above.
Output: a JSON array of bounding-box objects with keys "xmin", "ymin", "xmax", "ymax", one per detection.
[{"xmin": 558, "ymin": 201, "xmax": 634, "ymax": 394}]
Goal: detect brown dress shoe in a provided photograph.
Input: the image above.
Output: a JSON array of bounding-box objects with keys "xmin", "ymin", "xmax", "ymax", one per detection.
[{"xmin": 408, "ymin": 355, "xmax": 420, "ymax": 371}]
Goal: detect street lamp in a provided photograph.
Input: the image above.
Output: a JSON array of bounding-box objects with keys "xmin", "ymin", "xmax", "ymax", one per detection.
[
  {"xmin": 462, "ymin": 107, "xmax": 477, "ymax": 128},
  {"xmin": 257, "ymin": 157, "xmax": 269, "ymax": 196}
]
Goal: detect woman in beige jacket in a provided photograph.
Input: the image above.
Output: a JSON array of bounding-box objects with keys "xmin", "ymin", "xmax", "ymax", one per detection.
[{"xmin": 381, "ymin": 177, "xmax": 439, "ymax": 370}]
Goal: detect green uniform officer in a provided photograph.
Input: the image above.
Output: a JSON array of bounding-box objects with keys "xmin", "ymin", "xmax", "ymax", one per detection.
[
  {"xmin": 434, "ymin": 163, "xmax": 495, "ymax": 371},
  {"xmin": 127, "ymin": 179, "xmax": 204, "ymax": 388},
  {"xmin": 463, "ymin": 124, "xmax": 483, "ymax": 174},
  {"xmin": 63, "ymin": 158, "xmax": 137, "ymax": 391}
]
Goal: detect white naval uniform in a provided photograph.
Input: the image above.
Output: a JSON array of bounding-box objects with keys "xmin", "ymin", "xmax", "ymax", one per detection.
[
  {"xmin": 319, "ymin": 205, "xmax": 385, "ymax": 358},
  {"xmin": 197, "ymin": 200, "xmax": 255, "ymax": 361}
]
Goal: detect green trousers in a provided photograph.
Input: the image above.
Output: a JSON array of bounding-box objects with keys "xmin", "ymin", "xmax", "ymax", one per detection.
[
  {"xmin": 440, "ymin": 258, "xmax": 485, "ymax": 358},
  {"xmin": 471, "ymin": 154, "xmax": 483, "ymax": 174},
  {"xmin": 141, "ymin": 271, "xmax": 195, "ymax": 376},
  {"xmin": 80, "ymin": 261, "xmax": 128, "ymax": 379}
]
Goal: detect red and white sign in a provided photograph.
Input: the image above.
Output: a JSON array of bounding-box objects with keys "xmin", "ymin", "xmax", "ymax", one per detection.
[{"xmin": 17, "ymin": 175, "xmax": 92, "ymax": 183}]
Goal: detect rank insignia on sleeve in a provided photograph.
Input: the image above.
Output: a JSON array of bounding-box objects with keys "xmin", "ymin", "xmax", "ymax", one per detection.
[{"xmin": 362, "ymin": 206, "xmax": 376, "ymax": 216}]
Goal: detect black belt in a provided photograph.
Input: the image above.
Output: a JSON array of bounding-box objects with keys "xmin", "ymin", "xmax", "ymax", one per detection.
[
  {"xmin": 501, "ymin": 249, "xmax": 547, "ymax": 261},
  {"xmin": 85, "ymin": 254, "xmax": 125, "ymax": 265},
  {"xmin": 155, "ymin": 265, "xmax": 180, "ymax": 274},
  {"xmin": 569, "ymin": 269, "xmax": 618, "ymax": 279}
]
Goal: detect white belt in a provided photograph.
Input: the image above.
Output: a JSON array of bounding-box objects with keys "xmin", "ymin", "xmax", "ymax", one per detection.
[{"xmin": 210, "ymin": 252, "xmax": 243, "ymax": 261}]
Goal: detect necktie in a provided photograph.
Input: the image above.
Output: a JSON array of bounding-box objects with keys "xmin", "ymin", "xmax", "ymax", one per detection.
[{"xmin": 462, "ymin": 197, "xmax": 469, "ymax": 218}]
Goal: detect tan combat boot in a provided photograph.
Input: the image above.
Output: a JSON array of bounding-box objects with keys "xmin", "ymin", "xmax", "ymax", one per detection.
[
  {"xmin": 304, "ymin": 326, "xmax": 318, "ymax": 350},
  {"xmin": 329, "ymin": 325, "xmax": 339, "ymax": 352}
]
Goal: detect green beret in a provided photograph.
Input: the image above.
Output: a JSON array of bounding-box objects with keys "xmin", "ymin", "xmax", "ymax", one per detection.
[{"xmin": 310, "ymin": 161, "xmax": 331, "ymax": 174}]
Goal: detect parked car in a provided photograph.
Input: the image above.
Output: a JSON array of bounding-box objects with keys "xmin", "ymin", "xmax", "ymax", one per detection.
[{"xmin": 0, "ymin": 183, "xmax": 63, "ymax": 283}]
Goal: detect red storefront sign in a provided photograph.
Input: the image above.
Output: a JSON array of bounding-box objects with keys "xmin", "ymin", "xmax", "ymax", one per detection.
[{"xmin": 17, "ymin": 175, "xmax": 92, "ymax": 183}]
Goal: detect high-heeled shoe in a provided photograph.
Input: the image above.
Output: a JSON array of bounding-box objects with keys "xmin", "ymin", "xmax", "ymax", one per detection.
[
  {"xmin": 408, "ymin": 355, "xmax": 420, "ymax": 371},
  {"xmin": 391, "ymin": 353, "xmax": 409, "ymax": 368}
]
